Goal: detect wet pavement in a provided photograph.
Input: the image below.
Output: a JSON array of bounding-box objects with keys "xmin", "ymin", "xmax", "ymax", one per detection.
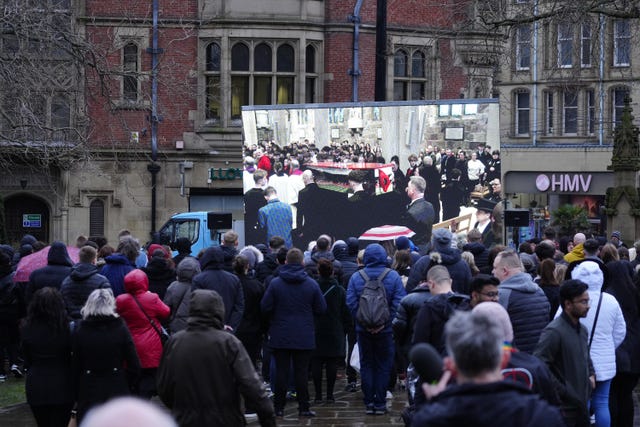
[{"xmin": 0, "ymin": 375, "xmax": 407, "ymax": 426}]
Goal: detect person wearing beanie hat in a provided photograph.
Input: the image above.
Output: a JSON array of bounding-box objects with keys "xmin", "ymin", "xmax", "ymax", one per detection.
[
  {"xmin": 163, "ymin": 257, "xmax": 201, "ymax": 334},
  {"xmin": 610, "ymin": 230, "xmax": 626, "ymax": 248},
  {"xmin": 346, "ymin": 237, "xmax": 360, "ymax": 259},
  {"xmin": 569, "ymin": 261, "xmax": 626, "ymax": 426},
  {"xmin": 404, "ymin": 228, "xmax": 472, "ymax": 295},
  {"xmin": 395, "ymin": 236, "xmax": 411, "ymax": 251}
]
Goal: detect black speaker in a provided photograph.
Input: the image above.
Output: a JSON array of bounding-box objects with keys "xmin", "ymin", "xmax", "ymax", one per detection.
[
  {"xmin": 504, "ymin": 209, "xmax": 530, "ymax": 227},
  {"xmin": 207, "ymin": 212, "xmax": 232, "ymax": 230}
]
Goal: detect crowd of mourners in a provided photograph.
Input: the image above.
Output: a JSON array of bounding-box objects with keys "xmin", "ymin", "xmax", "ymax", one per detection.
[{"xmin": 1, "ymin": 215, "xmax": 639, "ymax": 427}]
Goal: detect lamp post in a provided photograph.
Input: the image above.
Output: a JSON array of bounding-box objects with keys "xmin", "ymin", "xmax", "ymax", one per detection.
[{"xmin": 147, "ymin": 0, "xmax": 162, "ymax": 240}]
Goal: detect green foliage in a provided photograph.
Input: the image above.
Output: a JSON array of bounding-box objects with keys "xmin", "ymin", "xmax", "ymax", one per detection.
[
  {"xmin": 551, "ymin": 204, "xmax": 591, "ymax": 237},
  {"xmin": 0, "ymin": 377, "xmax": 26, "ymax": 407}
]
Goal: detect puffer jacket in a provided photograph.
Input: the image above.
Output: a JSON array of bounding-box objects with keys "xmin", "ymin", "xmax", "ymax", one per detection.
[
  {"xmin": 498, "ymin": 272, "xmax": 550, "ymax": 354},
  {"xmin": 462, "ymin": 241, "xmax": 489, "ymax": 269},
  {"xmin": 392, "ymin": 285, "xmax": 433, "ymax": 350},
  {"xmin": 346, "ymin": 244, "xmax": 406, "ymax": 334},
  {"xmin": 60, "ymin": 263, "xmax": 111, "ymax": 320},
  {"xmin": 570, "ymin": 261, "xmax": 626, "ymax": 381},
  {"xmin": 163, "ymin": 257, "xmax": 200, "ymax": 334},
  {"xmin": 116, "ymin": 269, "xmax": 170, "ymax": 368},
  {"xmin": 563, "ymin": 242, "xmax": 584, "ymax": 263},
  {"xmin": 429, "ymin": 250, "xmax": 473, "ymax": 295}
]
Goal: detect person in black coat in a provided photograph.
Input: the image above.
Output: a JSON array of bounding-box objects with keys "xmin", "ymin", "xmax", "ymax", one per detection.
[
  {"xmin": 71, "ymin": 288, "xmax": 141, "ymax": 423},
  {"xmin": 245, "ymin": 169, "xmax": 268, "ymax": 246},
  {"xmin": 21, "ymin": 287, "xmax": 74, "ymax": 427},
  {"xmin": 0, "ymin": 250, "xmax": 23, "ymax": 380},
  {"xmin": 26, "ymin": 241, "xmax": 74, "ymax": 305},
  {"xmin": 608, "ymin": 260, "xmax": 640, "ymax": 427},
  {"xmin": 192, "ymin": 246, "xmax": 245, "ymax": 332},
  {"xmin": 419, "ymin": 157, "xmax": 441, "ymax": 222},
  {"xmin": 311, "ymin": 259, "xmax": 351, "ymax": 403},
  {"xmin": 142, "ymin": 244, "xmax": 176, "ymax": 301},
  {"xmin": 60, "ymin": 246, "xmax": 111, "ymax": 320},
  {"xmin": 440, "ymin": 168, "xmax": 466, "ymax": 221},
  {"xmin": 332, "ymin": 240, "xmax": 358, "ymax": 288},
  {"xmin": 233, "ymin": 255, "xmax": 265, "ymax": 369},
  {"xmin": 401, "ymin": 176, "xmax": 435, "ymax": 250}
]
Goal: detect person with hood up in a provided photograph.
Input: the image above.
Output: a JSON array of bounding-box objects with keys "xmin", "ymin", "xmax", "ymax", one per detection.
[
  {"xmin": 13, "ymin": 234, "xmax": 37, "ymax": 265},
  {"xmin": 238, "ymin": 245, "xmax": 263, "ymax": 278},
  {"xmin": 158, "ymin": 289, "xmax": 276, "ymax": 427},
  {"xmin": 116, "ymin": 269, "xmax": 169, "ymax": 399},
  {"xmin": 163, "ymin": 257, "xmax": 201, "ymax": 334},
  {"xmin": 192, "ymin": 246, "xmax": 244, "ymax": 332},
  {"xmin": 100, "ymin": 237, "xmax": 138, "ymax": 297},
  {"xmin": 171, "ymin": 237, "xmax": 192, "ymax": 267},
  {"xmin": 261, "ymin": 248, "xmax": 327, "ymax": 418},
  {"xmin": 405, "ymin": 228, "xmax": 472, "ymax": 294},
  {"xmin": 346, "ymin": 243, "xmax": 406, "ymax": 415},
  {"xmin": 494, "ymin": 249, "xmax": 550, "ymax": 354},
  {"xmin": 60, "ymin": 246, "xmax": 111, "ymax": 320},
  {"xmin": 332, "ymin": 239, "xmax": 358, "ymax": 288},
  {"xmin": 141, "ymin": 244, "xmax": 175, "ymax": 301},
  {"xmin": 568, "ymin": 260, "xmax": 626, "ymax": 427},
  {"xmin": 26, "ymin": 241, "xmax": 74, "ymax": 304}
]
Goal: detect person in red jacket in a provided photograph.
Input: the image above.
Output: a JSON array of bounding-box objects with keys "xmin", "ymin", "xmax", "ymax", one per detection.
[{"xmin": 116, "ymin": 269, "xmax": 170, "ymax": 398}]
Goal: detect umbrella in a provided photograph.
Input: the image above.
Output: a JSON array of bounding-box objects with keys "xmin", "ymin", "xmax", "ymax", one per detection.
[
  {"xmin": 359, "ymin": 225, "xmax": 415, "ymax": 241},
  {"xmin": 14, "ymin": 245, "xmax": 80, "ymax": 282}
]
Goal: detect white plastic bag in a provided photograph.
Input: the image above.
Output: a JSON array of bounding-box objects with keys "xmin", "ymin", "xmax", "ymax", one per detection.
[{"xmin": 350, "ymin": 342, "xmax": 360, "ymax": 373}]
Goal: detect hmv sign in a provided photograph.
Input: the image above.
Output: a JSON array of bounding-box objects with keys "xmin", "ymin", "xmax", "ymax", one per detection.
[{"xmin": 535, "ymin": 174, "xmax": 592, "ymax": 192}]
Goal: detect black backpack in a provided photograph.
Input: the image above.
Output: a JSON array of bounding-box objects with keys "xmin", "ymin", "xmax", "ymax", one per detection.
[{"xmin": 356, "ymin": 268, "xmax": 391, "ymax": 332}]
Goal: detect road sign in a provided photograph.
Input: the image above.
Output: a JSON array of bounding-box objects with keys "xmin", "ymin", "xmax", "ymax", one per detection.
[{"xmin": 22, "ymin": 214, "xmax": 42, "ymax": 228}]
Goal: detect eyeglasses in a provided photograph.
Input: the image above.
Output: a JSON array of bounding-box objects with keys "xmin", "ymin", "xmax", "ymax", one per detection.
[
  {"xmin": 479, "ymin": 291, "xmax": 499, "ymax": 298},
  {"xmin": 572, "ymin": 298, "xmax": 591, "ymax": 306}
]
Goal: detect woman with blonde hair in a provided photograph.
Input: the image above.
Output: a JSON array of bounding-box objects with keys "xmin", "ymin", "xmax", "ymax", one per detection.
[
  {"xmin": 461, "ymin": 251, "xmax": 480, "ymax": 277},
  {"xmin": 72, "ymin": 289, "xmax": 140, "ymax": 423}
]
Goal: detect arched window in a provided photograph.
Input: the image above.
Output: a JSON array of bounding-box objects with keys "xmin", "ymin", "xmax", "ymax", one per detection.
[
  {"xmin": 51, "ymin": 94, "xmax": 70, "ymax": 140},
  {"xmin": 254, "ymin": 43, "xmax": 272, "ymax": 72},
  {"xmin": 306, "ymin": 45, "xmax": 316, "ymax": 73},
  {"xmin": 89, "ymin": 199, "xmax": 105, "ymax": 237},
  {"xmin": 231, "ymin": 43, "xmax": 249, "ymax": 71},
  {"xmin": 412, "ymin": 51, "xmax": 425, "ymax": 77},
  {"xmin": 277, "ymin": 44, "xmax": 294, "ymax": 72},
  {"xmin": 123, "ymin": 43, "xmax": 138, "ymax": 101},
  {"xmin": 394, "ymin": 48, "xmax": 429, "ymax": 101},
  {"xmin": 206, "ymin": 42, "xmax": 221, "ymax": 72},
  {"xmin": 394, "ymin": 50, "xmax": 408, "ymax": 77}
]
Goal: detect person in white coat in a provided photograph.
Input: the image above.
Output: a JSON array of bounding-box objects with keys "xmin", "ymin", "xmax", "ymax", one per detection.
[{"xmin": 570, "ymin": 261, "xmax": 626, "ymax": 427}]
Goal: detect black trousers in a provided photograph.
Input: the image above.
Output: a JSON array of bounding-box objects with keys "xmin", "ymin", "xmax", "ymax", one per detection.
[
  {"xmin": 610, "ymin": 372, "xmax": 640, "ymax": 427},
  {"xmin": 30, "ymin": 403, "xmax": 73, "ymax": 427},
  {"xmin": 311, "ymin": 356, "xmax": 340, "ymax": 400},
  {"xmin": 273, "ymin": 349, "xmax": 311, "ymax": 412}
]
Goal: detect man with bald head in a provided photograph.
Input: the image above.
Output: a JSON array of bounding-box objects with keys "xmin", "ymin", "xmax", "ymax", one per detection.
[
  {"xmin": 81, "ymin": 397, "xmax": 176, "ymax": 427},
  {"xmin": 564, "ymin": 233, "xmax": 586, "ymax": 263}
]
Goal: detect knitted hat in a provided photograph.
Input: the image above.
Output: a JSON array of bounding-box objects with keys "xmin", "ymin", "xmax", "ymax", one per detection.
[
  {"xmin": 395, "ymin": 236, "xmax": 411, "ymax": 251},
  {"xmin": 346, "ymin": 237, "xmax": 360, "ymax": 255},
  {"xmin": 611, "ymin": 231, "xmax": 622, "ymax": 240},
  {"xmin": 431, "ymin": 228, "xmax": 452, "ymax": 250}
]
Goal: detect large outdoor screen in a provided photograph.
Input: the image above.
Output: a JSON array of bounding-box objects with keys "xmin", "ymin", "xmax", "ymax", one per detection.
[{"xmin": 241, "ymin": 100, "xmax": 499, "ymax": 249}]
